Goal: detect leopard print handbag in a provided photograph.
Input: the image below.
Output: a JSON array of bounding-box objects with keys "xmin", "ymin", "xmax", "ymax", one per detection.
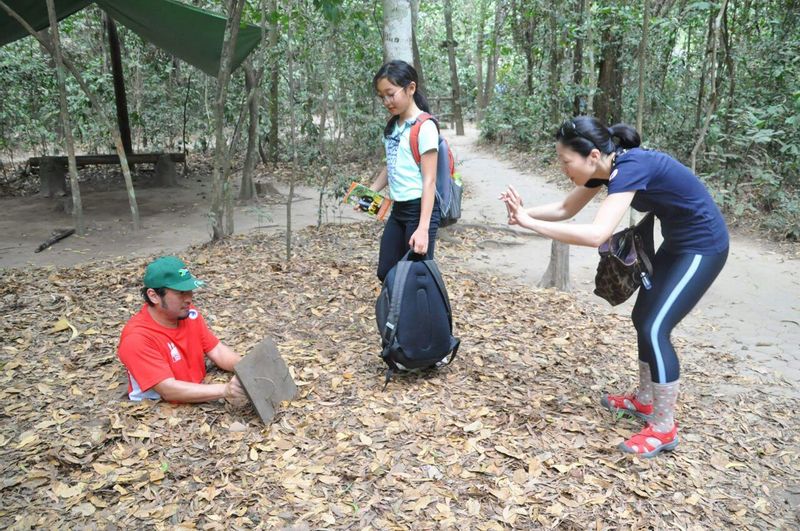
[{"xmin": 594, "ymin": 213, "xmax": 655, "ymax": 306}]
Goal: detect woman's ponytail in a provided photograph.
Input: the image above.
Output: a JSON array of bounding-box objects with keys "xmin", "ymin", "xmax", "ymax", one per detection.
[
  {"xmin": 609, "ymin": 123, "xmax": 641, "ymax": 149},
  {"xmin": 413, "ymin": 91, "xmax": 431, "ymax": 114}
]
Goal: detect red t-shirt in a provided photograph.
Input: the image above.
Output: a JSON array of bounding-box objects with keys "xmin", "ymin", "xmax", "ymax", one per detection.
[{"xmin": 117, "ymin": 304, "xmax": 219, "ymax": 400}]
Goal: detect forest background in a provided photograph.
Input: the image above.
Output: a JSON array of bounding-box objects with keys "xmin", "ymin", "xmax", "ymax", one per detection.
[
  {"xmin": 1, "ymin": 2, "xmax": 799, "ymax": 527},
  {"xmin": 0, "ymin": 0, "xmax": 798, "ymax": 243}
]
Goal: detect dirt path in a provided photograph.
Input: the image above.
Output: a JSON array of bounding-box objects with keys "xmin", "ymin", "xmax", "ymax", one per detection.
[
  {"xmin": 0, "ymin": 177, "xmax": 361, "ymax": 269},
  {"xmin": 2, "ymin": 127, "xmax": 798, "ymax": 392},
  {"xmin": 448, "ymin": 126, "xmax": 800, "ymax": 394}
]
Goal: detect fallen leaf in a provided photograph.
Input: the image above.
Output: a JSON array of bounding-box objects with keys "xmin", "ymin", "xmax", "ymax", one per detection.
[
  {"xmin": 54, "ymin": 482, "xmax": 85, "ymax": 498},
  {"xmin": 71, "ymin": 503, "xmax": 96, "ymax": 517},
  {"xmin": 51, "ymin": 318, "xmax": 79, "ymax": 340},
  {"xmin": 463, "ymin": 420, "xmax": 483, "ymax": 433}
]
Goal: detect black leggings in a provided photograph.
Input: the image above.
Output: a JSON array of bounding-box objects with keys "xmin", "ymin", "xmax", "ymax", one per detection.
[
  {"xmin": 631, "ymin": 245, "xmax": 728, "ymax": 384},
  {"xmin": 377, "ymin": 199, "xmax": 440, "ymax": 281}
]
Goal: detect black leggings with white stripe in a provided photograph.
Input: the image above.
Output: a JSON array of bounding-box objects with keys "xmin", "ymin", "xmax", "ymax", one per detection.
[{"xmin": 631, "ymin": 245, "xmax": 729, "ymax": 384}]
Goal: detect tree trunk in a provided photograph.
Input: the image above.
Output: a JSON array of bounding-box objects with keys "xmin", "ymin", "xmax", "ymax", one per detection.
[
  {"xmin": 594, "ymin": 22, "xmax": 623, "ymax": 125},
  {"xmin": 539, "ymin": 240, "xmax": 570, "ymax": 291},
  {"xmin": 0, "ymin": 0, "xmax": 140, "ymax": 230},
  {"xmin": 483, "ymin": 0, "xmax": 507, "ymax": 112},
  {"xmin": 410, "ymin": 0, "xmax": 425, "ymax": 90},
  {"xmin": 509, "ymin": 1, "xmax": 538, "ymax": 98},
  {"xmin": 584, "ymin": 0, "xmax": 595, "ymax": 114},
  {"xmin": 443, "ymin": 0, "xmax": 464, "ymax": 135},
  {"xmin": 268, "ymin": 0, "xmax": 280, "ymax": 165},
  {"xmin": 286, "ymin": 0, "xmax": 299, "ymax": 263},
  {"xmin": 653, "ymin": 18, "xmax": 680, "ymax": 116},
  {"xmin": 524, "ymin": 25, "xmax": 534, "ymax": 97},
  {"xmin": 682, "ymin": 18, "xmax": 693, "ymax": 109},
  {"xmin": 636, "ymin": 0, "xmax": 650, "ymax": 134},
  {"xmin": 475, "ymin": 0, "xmax": 488, "ymax": 123},
  {"xmin": 316, "ymin": 37, "xmax": 334, "ymax": 156},
  {"xmin": 210, "ymin": 0, "xmax": 245, "ymax": 240},
  {"xmin": 46, "ymin": 0, "xmax": 83, "ymax": 234},
  {"xmin": 181, "ymin": 71, "xmax": 193, "ymax": 174},
  {"xmin": 239, "ymin": 62, "xmax": 260, "ymax": 201},
  {"xmin": 547, "ymin": 3, "xmax": 564, "ymax": 125},
  {"xmin": 690, "ymin": 0, "xmax": 729, "ymax": 173},
  {"xmin": 382, "ymin": 0, "xmax": 414, "ymax": 63},
  {"xmin": 317, "ymin": 103, "xmax": 341, "ymax": 229},
  {"xmin": 544, "ymin": 0, "xmax": 570, "ymax": 289},
  {"xmin": 572, "ymin": 0, "xmax": 586, "ymax": 116},
  {"xmin": 693, "ymin": 14, "xmax": 714, "ymax": 132},
  {"xmin": 721, "ymin": 1, "xmax": 736, "ymax": 140}
]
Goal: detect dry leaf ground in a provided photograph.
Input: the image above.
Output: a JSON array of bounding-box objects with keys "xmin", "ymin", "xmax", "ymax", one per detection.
[{"xmin": 1, "ymin": 223, "xmax": 798, "ymax": 529}]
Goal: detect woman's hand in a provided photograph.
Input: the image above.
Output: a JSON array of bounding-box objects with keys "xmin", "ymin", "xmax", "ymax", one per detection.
[
  {"xmin": 408, "ymin": 227, "xmax": 429, "ymax": 255},
  {"xmin": 499, "ymin": 185, "xmax": 524, "ymax": 210},
  {"xmin": 500, "ymin": 185, "xmax": 532, "ymax": 227}
]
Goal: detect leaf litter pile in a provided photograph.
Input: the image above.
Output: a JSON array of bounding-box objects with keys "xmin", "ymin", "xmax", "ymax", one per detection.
[{"xmin": 1, "ymin": 222, "xmax": 798, "ymax": 529}]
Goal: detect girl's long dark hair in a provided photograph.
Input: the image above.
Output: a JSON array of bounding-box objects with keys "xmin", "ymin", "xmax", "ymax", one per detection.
[
  {"xmin": 373, "ymin": 60, "xmax": 431, "ymax": 137},
  {"xmin": 555, "ymin": 116, "xmax": 641, "ymax": 156}
]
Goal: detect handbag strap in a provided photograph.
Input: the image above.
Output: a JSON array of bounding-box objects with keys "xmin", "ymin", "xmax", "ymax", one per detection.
[{"xmin": 632, "ymin": 212, "xmax": 656, "ymax": 259}]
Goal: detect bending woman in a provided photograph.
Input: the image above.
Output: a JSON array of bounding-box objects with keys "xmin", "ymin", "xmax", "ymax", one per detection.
[{"xmin": 501, "ymin": 116, "xmax": 729, "ymax": 457}]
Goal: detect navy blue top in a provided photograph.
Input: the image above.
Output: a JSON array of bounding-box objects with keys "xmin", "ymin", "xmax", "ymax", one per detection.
[{"xmin": 587, "ymin": 148, "xmax": 729, "ymax": 254}]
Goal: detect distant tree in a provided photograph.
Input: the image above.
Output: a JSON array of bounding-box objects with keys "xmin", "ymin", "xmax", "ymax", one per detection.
[{"xmin": 383, "ymin": 0, "xmax": 414, "ymax": 63}]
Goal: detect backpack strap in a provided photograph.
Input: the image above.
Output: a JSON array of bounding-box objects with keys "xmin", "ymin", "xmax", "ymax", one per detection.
[
  {"xmin": 421, "ymin": 260, "xmax": 453, "ymax": 330},
  {"xmin": 379, "ymin": 258, "xmax": 414, "ymax": 390},
  {"xmin": 409, "ymin": 112, "xmax": 440, "ymax": 166},
  {"xmin": 381, "ymin": 259, "xmax": 413, "ymax": 349}
]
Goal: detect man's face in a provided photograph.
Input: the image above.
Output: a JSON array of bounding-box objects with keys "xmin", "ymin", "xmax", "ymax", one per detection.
[{"xmin": 149, "ymin": 288, "xmax": 193, "ymax": 321}]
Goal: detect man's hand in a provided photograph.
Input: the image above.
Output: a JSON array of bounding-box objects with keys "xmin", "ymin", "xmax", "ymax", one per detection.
[{"xmin": 224, "ymin": 375, "xmax": 248, "ymax": 405}]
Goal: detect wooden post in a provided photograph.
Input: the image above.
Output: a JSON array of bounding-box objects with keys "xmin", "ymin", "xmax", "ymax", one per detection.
[
  {"xmin": 539, "ymin": 240, "xmax": 571, "ymax": 291},
  {"xmin": 104, "ymin": 13, "xmax": 133, "ymax": 156}
]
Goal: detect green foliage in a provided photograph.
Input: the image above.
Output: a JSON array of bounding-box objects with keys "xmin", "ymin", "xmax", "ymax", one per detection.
[
  {"xmin": 0, "ymin": 0, "xmax": 797, "ymax": 240},
  {"xmin": 481, "ymin": 92, "xmax": 547, "ymax": 148},
  {"xmin": 474, "ymin": 0, "xmax": 800, "ymax": 240}
]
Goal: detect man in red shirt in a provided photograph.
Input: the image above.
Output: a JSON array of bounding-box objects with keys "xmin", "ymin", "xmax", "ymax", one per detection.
[{"xmin": 117, "ymin": 256, "xmax": 247, "ymax": 404}]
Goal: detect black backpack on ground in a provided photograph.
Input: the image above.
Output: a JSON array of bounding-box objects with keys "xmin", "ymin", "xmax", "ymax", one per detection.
[{"xmin": 375, "ymin": 253, "xmax": 460, "ymax": 387}]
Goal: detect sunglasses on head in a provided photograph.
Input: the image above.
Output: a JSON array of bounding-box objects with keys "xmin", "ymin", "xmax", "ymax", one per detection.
[{"xmin": 559, "ymin": 120, "xmax": 599, "ymax": 149}]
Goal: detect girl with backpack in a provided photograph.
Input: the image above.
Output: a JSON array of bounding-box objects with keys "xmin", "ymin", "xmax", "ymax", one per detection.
[
  {"xmin": 500, "ymin": 116, "xmax": 729, "ymax": 457},
  {"xmin": 367, "ymin": 60, "xmax": 440, "ymax": 281}
]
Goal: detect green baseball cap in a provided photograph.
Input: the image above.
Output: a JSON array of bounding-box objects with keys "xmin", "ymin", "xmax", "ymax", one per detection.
[{"xmin": 143, "ymin": 256, "xmax": 206, "ymax": 291}]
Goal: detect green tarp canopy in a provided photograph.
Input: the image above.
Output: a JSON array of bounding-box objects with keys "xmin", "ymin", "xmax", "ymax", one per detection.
[{"xmin": 0, "ymin": 0, "xmax": 261, "ymax": 75}]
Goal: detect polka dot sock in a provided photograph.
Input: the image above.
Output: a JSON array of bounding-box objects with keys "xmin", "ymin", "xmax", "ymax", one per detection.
[
  {"xmin": 636, "ymin": 362, "xmax": 653, "ymax": 405},
  {"xmin": 651, "ymin": 380, "xmax": 680, "ymax": 433}
]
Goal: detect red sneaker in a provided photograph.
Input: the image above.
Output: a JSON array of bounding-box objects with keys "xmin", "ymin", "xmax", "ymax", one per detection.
[
  {"xmin": 600, "ymin": 393, "xmax": 654, "ymax": 421},
  {"xmin": 618, "ymin": 423, "xmax": 679, "ymax": 458}
]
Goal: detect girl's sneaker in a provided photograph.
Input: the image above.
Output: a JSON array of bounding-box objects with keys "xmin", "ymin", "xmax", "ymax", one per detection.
[
  {"xmin": 618, "ymin": 423, "xmax": 679, "ymax": 458},
  {"xmin": 600, "ymin": 393, "xmax": 654, "ymax": 421}
]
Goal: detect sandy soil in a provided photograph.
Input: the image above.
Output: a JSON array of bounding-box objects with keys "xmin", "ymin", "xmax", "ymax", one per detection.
[
  {"xmin": 0, "ymin": 173, "xmax": 361, "ymax": 269},
  {"xmin": 2, "ymin": 126, "xmax": 798, "ymax": 394}
]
